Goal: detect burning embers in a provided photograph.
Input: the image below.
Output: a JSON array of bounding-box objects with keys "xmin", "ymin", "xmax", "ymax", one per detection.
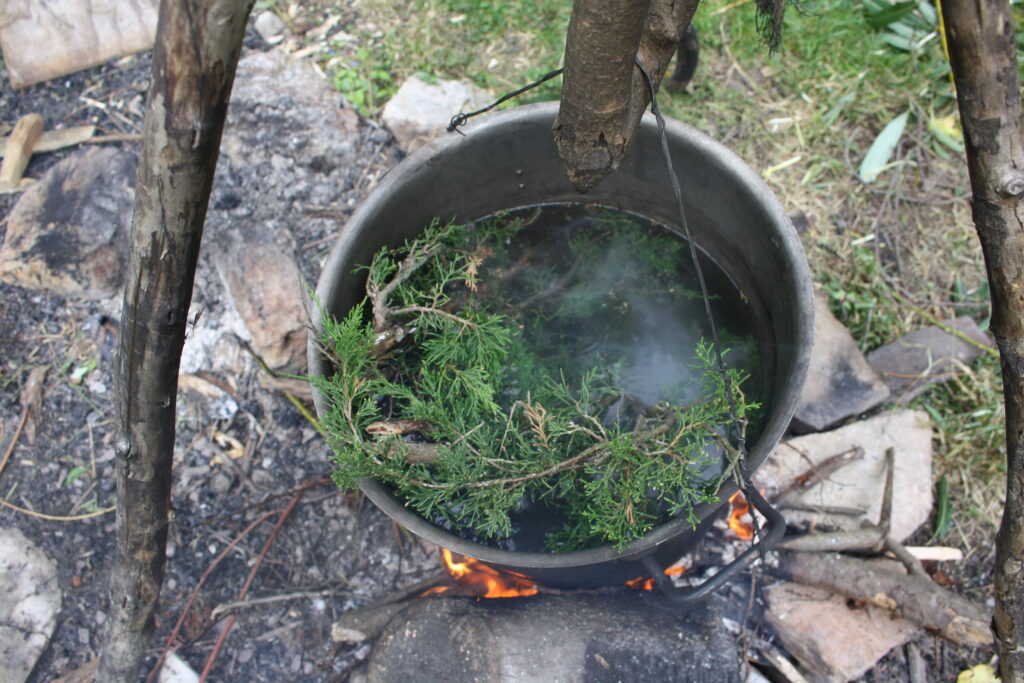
[
  {"xmin": 425, "ymin": 548, "xmax": 690, "ymax": 597},
  {"xmin": 727, "ymin": 491, "xmax": 755, "ymax": 541},
  {"xmin": 423, "ymin": 493, "xmax": 754, "ymax": 598},
  {"xmin": 625, "ymin": 565, "xmax": 686, "ymax": 591},
  {"xmin": 423, "ymin": 549, "xmax": 540, "ymax": 598}
]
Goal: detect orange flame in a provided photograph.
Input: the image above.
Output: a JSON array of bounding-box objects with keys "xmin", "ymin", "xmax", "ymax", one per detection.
[
  {"xmin": 625, "ymin": 565, "xmax": 686, "ymax": 591},
  {"xmin": 727, "ymin": 491, "xmax": 754, "ymax": 541},
  {"xmin": 424, "ymin": 549, "xmax": 539, "ymax": 598}
]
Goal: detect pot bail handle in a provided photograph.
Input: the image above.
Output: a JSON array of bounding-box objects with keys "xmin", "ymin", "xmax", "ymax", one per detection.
[{"xmin": 641, "ymin": 487, "xmax": 784, "ymax": 604}]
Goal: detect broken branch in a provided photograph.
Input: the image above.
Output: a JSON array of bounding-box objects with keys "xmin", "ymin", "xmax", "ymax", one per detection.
[{"xmin": 777, "ymin": 552, "xmax": 993, "ymax": 649}]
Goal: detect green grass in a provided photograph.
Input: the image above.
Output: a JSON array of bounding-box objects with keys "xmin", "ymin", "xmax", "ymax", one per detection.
[{"xmin": 298, "ymin": 0, "xmax": 1012, "ymax": 538}]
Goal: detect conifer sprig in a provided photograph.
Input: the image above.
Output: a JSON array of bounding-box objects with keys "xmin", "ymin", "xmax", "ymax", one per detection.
[{"xmin": 314, "ymin": 213, "xmax": 759, "ymax": 550}]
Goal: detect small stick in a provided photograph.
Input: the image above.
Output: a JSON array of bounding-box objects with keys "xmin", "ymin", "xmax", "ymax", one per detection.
[
  {"xmin": 0, "ymin": 408, "xmax": 29, "ymax": 480},
  {"xmin": 879, "ymin": 447, "xmax": 895, "ymax": 534},
  {"xmin": 0, "ymin": 497, "xmax": 115, "ymax": 521},
  {"xmin": 889, "ymin": 289, "xmax": 998, "ymax": 358},
  {"xmin": 776, "ymin": 526, "xmax": 886, "ymax": 553},
  {"xmin": 199, "ymin": 491, "xmax": 305, "ymax": 681},
  {"xmin": 773, "ymin": 446, "xmax": 864, "ymax": 503},
  {"xmin": 147, "ymin": 510, "xmax": 279, "ymax": 683},
  {"xmin": 779, "ymin": 502, "xmax": 865, "ymax": 516}
]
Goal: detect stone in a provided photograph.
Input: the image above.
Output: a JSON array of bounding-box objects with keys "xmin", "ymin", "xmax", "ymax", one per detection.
[
  {"xmin": 867, "ymin": 317, "xmax": 992, "ymax": 403},
  {"xmin": 0, "ymin": 147, "xmax": 135, "ymax": 299},
  {"xmin": 791, "ymin": 292, "xmax": 891, "ymax": 433},
  {"xmin": 211, "ymin": 224, "xmax": 308, "ymax": 372},
  {"xmin": 354, "ymin": 592, "xmax": 741, "ymax": 682},
  {"xmin": 253, "ymin": 11, "xmax": 286, "ymax": 41},
  {"xmin": 0, "ymin": 527, "xmax": 61, "ymax": 683},
  {"xmin": 754, "ymin": 409, "xmax": 933, "ymax": 542},
  {"xmin": 380, "ymin": 76, "xmax": 492, "ymax": 154},
  {"xmin": 158, "ymin": 651, "xmax": 200, "ymax": 683},
  {"xmin": 764, "ymin": 581, "xmax": 920, "ymax": 683}
]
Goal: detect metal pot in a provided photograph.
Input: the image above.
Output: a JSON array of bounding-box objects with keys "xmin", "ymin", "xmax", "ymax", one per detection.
[{"xmin": 310, "ymin": 101, "xmax": 813, "ymax": 589}]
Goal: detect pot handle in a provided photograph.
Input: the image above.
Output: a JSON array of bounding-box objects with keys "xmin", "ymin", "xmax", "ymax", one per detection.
[{"xmin": 641, "ymin": 487, "xmax": 785, "ymax": 604}]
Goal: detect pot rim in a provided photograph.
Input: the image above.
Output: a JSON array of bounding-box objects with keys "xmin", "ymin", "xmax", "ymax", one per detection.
[{"xmin": 309, "ymin": 101, "xmax": 813, "ymax": 570}]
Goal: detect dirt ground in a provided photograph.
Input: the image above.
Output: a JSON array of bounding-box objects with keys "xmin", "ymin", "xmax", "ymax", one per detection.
[
  {"xmin": 0, "ymin": 17, "xmax": 997, "ymax": 683},
  {"xmin": 0, "ymin": 27, "xmax": 448, "ymax": 682}
]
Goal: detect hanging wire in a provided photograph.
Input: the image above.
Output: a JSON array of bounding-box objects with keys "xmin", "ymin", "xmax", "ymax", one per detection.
[
  {"xmin": 447, "ymin": 67, "xmax": 565, "ymax": 133},
  {"xmin": 633, "ymin": 59, "xmax": 763, "ymax": 553}
]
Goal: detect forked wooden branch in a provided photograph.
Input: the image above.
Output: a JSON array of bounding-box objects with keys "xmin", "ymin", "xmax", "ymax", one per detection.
[{"xmin": 554, "ymin": 0, "xmax": 700, "ymax": 192}]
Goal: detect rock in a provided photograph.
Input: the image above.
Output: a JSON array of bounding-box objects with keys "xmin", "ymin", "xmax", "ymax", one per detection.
[
  {"xmin": 354, "ymin": 592, "xmax": 740, "ymax": 682},
  {"xmin": 0, "ymin": 527, "xmax": 61, "ymax": 683},
  {"xmin": 253, "ymin": 11, "xmax": 286, "ymax": 41},
  {"xmin": 867, "ymin": 317, "xmax": 992, "ymax": 403},
  {"xmin": 212, "ymin": 224, "xmax": 307, "ymax": 372},
  {"xmin": 210, "ymin": 472, "xmax": 233, "ymax": 494},
  {"xmin": 381, "ymin": 76, "xmax": 492, "ymax": 154},
  {"xmin": 158, "ymin": 651, "xmax": 200, "ymax": 683},
  {"xmin": 791, "ymin": 292, "xmax": 891, "ymax": 433},
  {"xmin": 0, "ymin": 147, "xmax": 135, "ymax": 299},
  {"xmin": 764, "ymin": 581, "xmax": 920, "ymax": 682},
  {"xmin": 755, "ymin": 409, "xmax": 933, "ymax": 542}
]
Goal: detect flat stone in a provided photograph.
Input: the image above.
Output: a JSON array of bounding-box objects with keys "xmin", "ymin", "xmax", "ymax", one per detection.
[
  {"xmin": 791, "ymin": 292, "xmax": 891, "ymax": 433},
  {"xmin": 867, "ymin": 317, "xmax": 992, "ymax": 403},
  {"xmin": 381, "ymin": 76, "xmax": 492, "ymax": 154},
  {"xmin": 253, "ymin": 11, "xmax": 286, "ymax": 41},
  {"xmin": 764, "ymin": 581, "xmax": 919, "ymax": 682},
  {"xmin": 0, "ymin": 147, "xmax": 135, "ymax": 299},
  {"xmin": 0, "ymin": 527, "xmax": 62, "ymax": 683},
  {"xmin": 755, "ymin": 409, "xmax": 933, "ymax": 542},
  {"xmin": 212, "ymin": 224, "xmax": 307, "ymax": 372},
  {"xmin": 354, "ymin": 592, "xmax": 741, "ymax": 682}
]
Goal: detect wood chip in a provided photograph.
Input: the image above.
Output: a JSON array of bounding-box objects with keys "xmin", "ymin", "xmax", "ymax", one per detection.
[
  {"xmin": 0, "ymin": 114, "xmax": 44, "ymax": 188},
  {"xmin": 903, "ymin": 546, "xmax": 964, "ymax": 562}
]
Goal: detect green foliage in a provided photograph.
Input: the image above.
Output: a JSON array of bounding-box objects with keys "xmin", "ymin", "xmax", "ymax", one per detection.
[
  {"xmin": 817, "ymin": 235, "xmax": 901, "ymax": 351},
  {"xmin": 331, "ymin": 45, "xmax": 397, "ymax": 116},
  {"xmin": 314, "ymin": 214, "xmax": 758, "ymax": 551}
]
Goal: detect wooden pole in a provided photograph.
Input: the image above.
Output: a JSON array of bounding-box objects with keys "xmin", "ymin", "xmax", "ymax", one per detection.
[
  {"xmin": 98, "ymin": 0, "xmax": 253, "ymax": 679},
  {"xmin": 940, "ymin": 1, "xmax": 1024, "ymax": 679},
  {"xmin": 553, "ymin": 0, "xmax": 700, "ymax": 192}
]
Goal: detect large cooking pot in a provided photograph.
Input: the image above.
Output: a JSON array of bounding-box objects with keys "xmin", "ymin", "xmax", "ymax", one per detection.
[{"xmin": 310, "ymin": 101, "xmax": 813, "ymax": 590}]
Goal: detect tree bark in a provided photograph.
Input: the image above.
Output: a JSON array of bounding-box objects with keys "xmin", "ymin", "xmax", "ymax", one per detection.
[
  {"xmin": 554, "ymin": 0, "xmax": 700, "ymax": 192},
  {"xmin": 98, "ymin": 0, "xmax": 253, "ymax": 679},
  {"xmin": 940, "ymin": 1, "xmax": 1024, "ymax": 679}
]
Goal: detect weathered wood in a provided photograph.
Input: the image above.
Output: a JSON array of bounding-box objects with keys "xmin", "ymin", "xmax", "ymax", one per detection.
[
  {"xmin": 97, "ymin": 0, "xmax": 253, "ymax": 680},
  {"xmin": 939, "ymin": 1, "xmax": 1024, "ymax": 678},
  {"xmin": 778, "ymin": 552, "xmax": 993, "ymax": 649},
  {"xmin": 0, "ymin": 125, "xmax": 96, "ymax": 158},
  {"xmin": 553, "ymin": 0, "xmax": 700, "ymax": 192},
  {"xmin": 0, "ymin": 113, "xmax": 44, "ymax": 188}
]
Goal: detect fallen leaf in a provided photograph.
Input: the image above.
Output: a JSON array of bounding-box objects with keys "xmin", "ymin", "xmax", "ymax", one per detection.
[
  {"xmin": 957, "ymin": 664, "xmax": 1001, "ymax": 682},
  {"xmin": 212, "ymin": 430, "xmax": 245, "ymax": 460},
  {"xmin": 859, "ymin": 110, "xmax": 910, "ymax": 183}
]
